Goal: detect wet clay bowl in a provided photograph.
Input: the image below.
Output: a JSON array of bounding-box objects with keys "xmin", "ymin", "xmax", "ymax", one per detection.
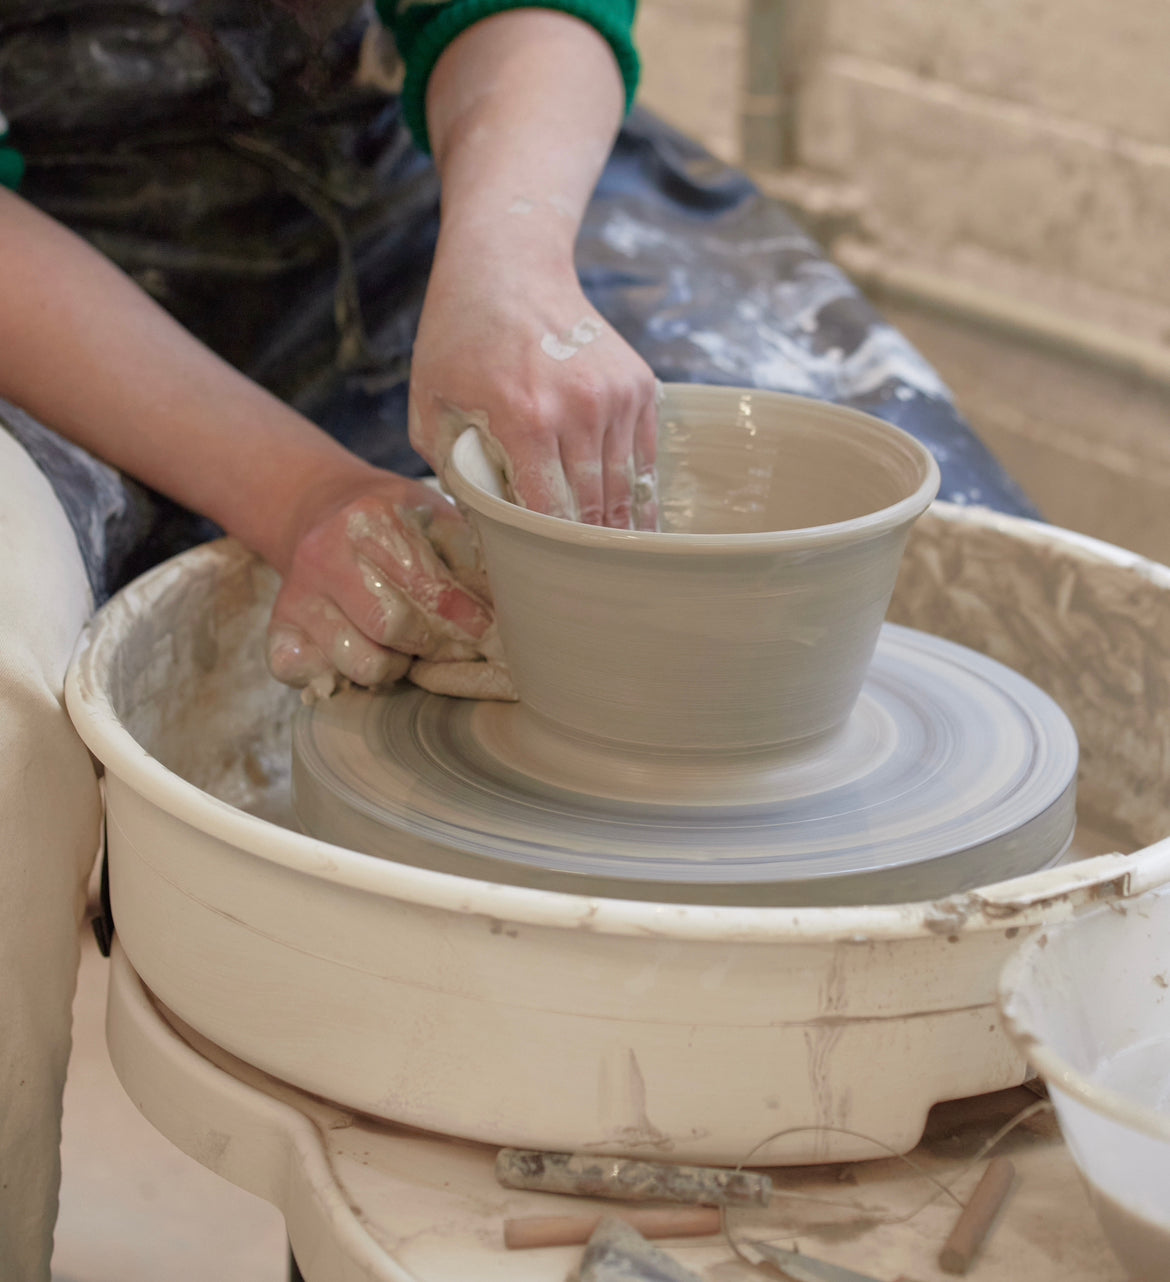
[
  {"xmin": 447, "ymin": 385, "xmax": 940, "ymax": 756},
  {"xmin": 1000, "ymin": 889, "xmax": 1170, "ymax": 1281}
]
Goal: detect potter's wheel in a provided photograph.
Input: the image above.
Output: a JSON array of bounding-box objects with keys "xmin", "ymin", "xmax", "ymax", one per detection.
[
  {"xmin": 67, "ymin": 510, "xmax": 1170, "ymax": 1165},
  {"xmin": 293, "ymin": 624, "xmax": 1078, "ymax": 906}
]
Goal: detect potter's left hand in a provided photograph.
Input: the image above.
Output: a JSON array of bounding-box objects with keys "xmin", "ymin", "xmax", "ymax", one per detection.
[
  {"xmin": 265, "ymin": 465, "xmax": 515, "ymax": 701},
  {"xmin": 409, "ymin": 252, "xmax": 659, "ymax": 530}
]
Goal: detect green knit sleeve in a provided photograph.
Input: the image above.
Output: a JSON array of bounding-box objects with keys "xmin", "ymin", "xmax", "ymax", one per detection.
[
  {"xmin": 376, "ymin": 0, "xmax": 639, "ymax": 155},
  {"xmin": 0, "ymin": 112, "xmax": 24, "ymax": 191}
]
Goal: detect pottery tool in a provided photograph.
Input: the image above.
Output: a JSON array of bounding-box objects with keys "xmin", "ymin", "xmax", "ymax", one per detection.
[
  {"xmin": 503, "ymin": 1206, "xmax": 721, "ymax": 1249},
  {"xmin": 579, "ymin": 1217, "xmax": 705, "ymax": 1282},
  {"xmin": 741, "ymin": 1240, "xmax": 891, "ymax": 1282},
  {"xmin": 938, "ymin": 1157, "xmax": 1016, "ymax": 1274},
  {"xmin": 496, "ymin": 1148, "xmax": 772, "ymax": 1206}
]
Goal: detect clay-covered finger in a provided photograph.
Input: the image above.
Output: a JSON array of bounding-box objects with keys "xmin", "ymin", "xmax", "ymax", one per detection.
[
  {"xmin": 486, "ymin": 425, "xmax": 576, "ymax": 520},
  {"xmin": 410, "ymin": 391, "xmax": 490, "ymax": 487},
  {"xmin": 314, "ymin": 600, "xmax": 411, "ymax": 687},
  {"xmin": 405, "ymin": 497, "xmax": 492, "ymax": 601},
  {"xmin": 331, "ymin": 554, "xmax": 484, "ymax": 661},
  {"xmin": 557, "ymin": 435, "xmax": 605, "ymax": 526},
  {"xmin": 601, "ymin": 414, "xmax": 637, "ymax": 530},
  {"xmin": 331, "ymin": 555, "xmax": 437, "ymax": 655},
  {"xmin": 633, "ymin": 396, "xmax": 660, "ymax": 532},
  {"xmin": 344, "ymin": 500, "xmax": 494, "ymax": 642},
  {"xmin": 266, "ymin": 621, "xmax": 333, "ymax": 689},
  {"xmin": 272, "ymin": 582, "xmax": 410, "ymax": 689}
]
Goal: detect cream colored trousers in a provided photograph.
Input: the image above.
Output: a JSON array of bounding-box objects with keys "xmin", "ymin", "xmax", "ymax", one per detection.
[{"xmin": 0, "ymin": 429, "xmax": 103, "ymax": 1280}]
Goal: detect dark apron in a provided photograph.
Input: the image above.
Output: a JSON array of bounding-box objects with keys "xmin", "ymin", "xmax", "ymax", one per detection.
[{"xmin": 0, "ymin": 0, "xmax": 1037, "ymax": 602}]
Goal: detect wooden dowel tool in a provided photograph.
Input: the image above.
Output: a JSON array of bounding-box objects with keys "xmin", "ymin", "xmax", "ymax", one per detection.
[
  {"xmin": 939, "ymin": 1156, "xmax": 1016, "ymax": 1274},
  {"xmin": 504, "ymin": 1205, "xmax": 722, "ymax": 1250}
]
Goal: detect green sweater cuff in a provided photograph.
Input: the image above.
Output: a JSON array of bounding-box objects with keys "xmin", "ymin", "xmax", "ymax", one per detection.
[
  {"xmin": 0, "ymin": 141, "xmax": 24, "ymax": 191},
  {"xmin": 379, "ymin": 0, "xmax": 639, "ymax": 155}
]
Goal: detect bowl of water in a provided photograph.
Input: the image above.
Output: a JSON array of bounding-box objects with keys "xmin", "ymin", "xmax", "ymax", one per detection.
[{"xmin": 1000, "ymin": 886, "xmax": 1170, "ymax": 1280}]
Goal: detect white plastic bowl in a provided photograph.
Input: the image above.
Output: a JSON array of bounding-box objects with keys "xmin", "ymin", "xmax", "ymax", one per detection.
[
  {"xmin": 65, "ymin": 503, "xmax": 1170, "ymax": 1165},
  {"xmin": 1001, "ymin": 889, "xmax": 1170, "ymax": 1280}
]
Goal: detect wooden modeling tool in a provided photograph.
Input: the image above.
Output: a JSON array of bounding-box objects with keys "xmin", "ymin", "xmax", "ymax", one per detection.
[
  {"xmin": 503, "ymin": 1206, "xmax": 721, "ymax": 1250},
  {"xmin": 938, "ymin": 1156, "xmax": 1016, "ymax": 1274}
]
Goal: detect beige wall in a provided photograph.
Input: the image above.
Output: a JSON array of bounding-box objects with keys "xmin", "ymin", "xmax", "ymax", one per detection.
[
  {"xmin": 635, "ymin": 0, "xmax": 746, "ymax": 162},
  {"xmin": 635, "ymin": 0, "xmax": 1170, "ymax": 560},
  {"xmin": 799, "ymin": 1, "xmax": 1170, "ymax": 326}
]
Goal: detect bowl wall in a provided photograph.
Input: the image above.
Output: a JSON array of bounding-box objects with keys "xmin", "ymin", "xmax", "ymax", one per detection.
[{"xmin": 450, "ymin": 386, "xmax": 939, "ymax": 753}]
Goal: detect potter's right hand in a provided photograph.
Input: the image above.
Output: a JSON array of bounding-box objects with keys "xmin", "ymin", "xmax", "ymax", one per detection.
[
  {"xmin": 409, "ymin": 11, "xmax": 660, "ymax": 532},
  {"xmin": 264, "ymin": 468, "xmax": 508, "ymax": 699},
  {"xmin": 407, "ymin": 263, "xmax": 660, "ymax": 532}
]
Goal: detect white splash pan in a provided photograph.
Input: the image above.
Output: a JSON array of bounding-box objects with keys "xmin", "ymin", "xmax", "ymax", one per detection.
[{"xmin": 66, "ymin": 502, "xmax": 1170, "ymax": 1165}]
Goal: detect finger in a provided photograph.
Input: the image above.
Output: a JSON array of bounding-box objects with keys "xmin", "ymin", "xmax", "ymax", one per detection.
[
  {"xmin": 334, "ymin": 554, "xmax": 484, "ymax": 661},
  {"xmin": 633, "ymin": 394, "xmax": 660, "ymax": 532},
  {"xmin": 266, "ymin": 621, "xmax": 333, "ymax": 688},
  {"xmin": 315, "ymin": 600, "xmax": 412, "ymax": 688},
  {"xmin": 487, "ymin": 417, "xmax": 576, "ymax": 520},
  {"xmin": 344, "ymin": 501, "xmax": 494, "ymax": 641},
  {"xmin": 337, "ymin": 554, "xmax": 437, "ymax": 655},
  {"xmin": 274, "ymin": 581, "xmax": 411, "ymax": 689},
  {"xmin": 557, "ymin": 433, "xmax": 605, "ymax": 526},
  {"xmin": 409, "ymin": 390, "xmax": 491, "ymax": 488},
  {"xmin": 601, "ymin": 406, "xmax": 637, "ymax": 530}
]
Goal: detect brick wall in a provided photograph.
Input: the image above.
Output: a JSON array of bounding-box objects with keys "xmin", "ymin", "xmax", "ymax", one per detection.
[{"xmin": 799, "ymin": 1, "xmax": 1170, "ymax": 328}]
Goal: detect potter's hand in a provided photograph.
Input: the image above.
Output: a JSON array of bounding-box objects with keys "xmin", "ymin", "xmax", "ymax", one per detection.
[
  {"xmin": 0, "ymin": 189, "xmax": 499, "ymax": 705},
  {"xmin": 410, "ymin": 12, "xmax": 659, "ymax": 530},
  {"xmin": 265, "ymin": 469, "xmax": 515, "ymax": 700},
  {"xmin": 409, "ymin": 264, "xmax": 658, "ymax": 530}
]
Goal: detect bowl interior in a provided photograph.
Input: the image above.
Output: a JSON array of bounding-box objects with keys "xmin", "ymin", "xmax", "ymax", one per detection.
[
  {"xmin": 656, "ymin": 385, "xmax": 937, "ymax": 535},
  {"xmin": 450, "ymin": 384, "xmax": 939, "ymax": 541},
  {"xmin": 1002, "ymin": 888, "xmax": 1170, "ymax": 1115}
]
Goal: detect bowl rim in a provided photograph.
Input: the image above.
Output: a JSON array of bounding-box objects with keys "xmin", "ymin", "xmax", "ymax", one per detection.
[
  {"xmin": 999, "ymin": 903, "xmax": 1170, "ymax": 1147},
  {"xmin": 446, "ymin": 386, "xmax": 941, "ymax": 553}
]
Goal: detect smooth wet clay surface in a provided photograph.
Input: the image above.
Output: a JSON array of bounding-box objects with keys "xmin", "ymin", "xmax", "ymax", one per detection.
[{"xmin": 447, "ymin": 385, "xmax": 940, "ymax": 754}]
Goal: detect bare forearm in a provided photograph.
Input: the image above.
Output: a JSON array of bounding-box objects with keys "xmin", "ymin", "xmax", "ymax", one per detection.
[
  {"xmin": 427, "ymin": 10, "xmax": 624, "ymax": 272},
  {"xmin": 0, "ymin": 189, "xmax": 373, "ymax": 572}
]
